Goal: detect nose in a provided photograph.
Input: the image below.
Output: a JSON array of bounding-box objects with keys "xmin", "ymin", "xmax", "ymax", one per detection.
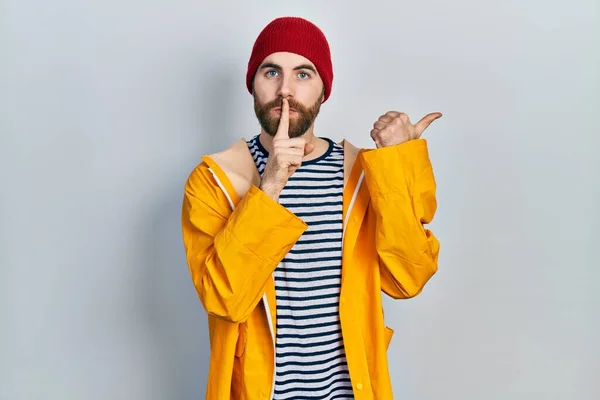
[{"xmin": 277, "ymin": 74, "xmax": 295, "ymax": 99}]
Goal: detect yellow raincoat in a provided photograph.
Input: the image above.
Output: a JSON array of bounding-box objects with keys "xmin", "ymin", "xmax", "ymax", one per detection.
[{"xmin": 181, "ymin": 137, "xmax": 440, "ymax": 399}]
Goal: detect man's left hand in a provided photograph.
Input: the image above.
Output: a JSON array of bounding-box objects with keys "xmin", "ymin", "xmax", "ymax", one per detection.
[{"xmin": 370, "ymin": 111, "xmax": 442, "ymax": 148}]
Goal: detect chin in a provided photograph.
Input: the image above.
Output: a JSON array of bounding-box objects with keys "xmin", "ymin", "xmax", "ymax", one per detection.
[{"xmin": 288, "ymin": 129, "xmax": 309, "ymax": 139}]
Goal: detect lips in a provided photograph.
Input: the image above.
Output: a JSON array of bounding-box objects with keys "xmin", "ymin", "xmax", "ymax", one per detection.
[{"xmin": 272, "ymin": 107, "xmax": 297, "ymax": 113}]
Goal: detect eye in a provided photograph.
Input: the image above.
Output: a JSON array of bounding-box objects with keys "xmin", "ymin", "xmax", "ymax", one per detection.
[
  {"xmin": 266, "ymin": 70, "xmax": 278, "ymax": 77},
  {"xmin": 298, "ymin": 71, "xmax": 310, "ymax": 79}
]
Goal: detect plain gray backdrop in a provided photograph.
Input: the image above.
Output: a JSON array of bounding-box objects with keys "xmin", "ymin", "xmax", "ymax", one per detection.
[{"xmin": 1, "ymin": 0, "xmax": 598, "ymax": 399}]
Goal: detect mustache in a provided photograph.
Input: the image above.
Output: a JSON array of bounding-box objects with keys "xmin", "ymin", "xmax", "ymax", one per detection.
[{"xmin": 264, "ymin": 97, "xmax": 305, "ymax": 112}]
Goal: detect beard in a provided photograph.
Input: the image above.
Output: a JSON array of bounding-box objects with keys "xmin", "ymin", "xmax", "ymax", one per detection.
[{"xmin": 253, "ymin": 94, "xmax": 322, "ymax": 138}]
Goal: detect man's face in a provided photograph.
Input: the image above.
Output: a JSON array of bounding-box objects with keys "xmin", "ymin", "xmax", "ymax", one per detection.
[{"xmin": 252, "ymin": 52, "xmax": 325, "ymax": 138}]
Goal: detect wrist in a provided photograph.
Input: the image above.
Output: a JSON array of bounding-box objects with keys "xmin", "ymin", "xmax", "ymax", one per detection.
[{"xmin": 259, "ymin": 182, "xmax": 282, "ymax": 202}]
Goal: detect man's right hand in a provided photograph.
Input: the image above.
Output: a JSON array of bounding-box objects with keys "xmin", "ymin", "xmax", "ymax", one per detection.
[{"xmin": 259, "ymin": 98, "xmax": 314, "ymax": 202}]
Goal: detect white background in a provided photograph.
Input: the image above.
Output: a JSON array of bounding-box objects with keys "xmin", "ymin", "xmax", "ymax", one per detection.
[{"xmin": 1, "ymin": 0, "xmax": 598, "ymax": 399}]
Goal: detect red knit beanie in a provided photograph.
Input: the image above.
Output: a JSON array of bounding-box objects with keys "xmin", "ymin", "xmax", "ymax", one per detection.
[{"xmin": 246, "ymin": 17, "xmax": 333, "ymax": 102}]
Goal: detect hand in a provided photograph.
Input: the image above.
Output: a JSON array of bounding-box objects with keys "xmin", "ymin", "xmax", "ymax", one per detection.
[
  {"xmin": 370, "ymin": 111, "xmax": 442, "ymax": 148},
  {"xmin": 259, "ymin": 98, "xmax": 315, "ymax": 202}
]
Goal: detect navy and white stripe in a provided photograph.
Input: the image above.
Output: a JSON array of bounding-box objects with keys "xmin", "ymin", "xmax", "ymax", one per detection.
[{"xmin": 247, "ymin": 134, "xmax": 354, "ymax": 400}]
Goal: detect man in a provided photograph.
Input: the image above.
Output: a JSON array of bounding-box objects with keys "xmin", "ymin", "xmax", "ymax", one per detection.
[{"xmin": 181, "ymin": 16, "xmax": 441, "ymax": 400}]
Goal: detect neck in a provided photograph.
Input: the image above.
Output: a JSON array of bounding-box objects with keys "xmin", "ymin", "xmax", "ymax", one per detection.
[{"xmin": 258, "ymin": 127, "xmax": 329, "ymax": 161}]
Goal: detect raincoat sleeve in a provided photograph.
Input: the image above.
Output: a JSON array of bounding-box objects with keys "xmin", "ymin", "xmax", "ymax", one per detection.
[
  {"xmin": 181, "ymin": 163, "xmax": 307, "ymax": 322},
  {"xmin": 360, "ymin": 138, "xmax": 440, "ymax": 298}
]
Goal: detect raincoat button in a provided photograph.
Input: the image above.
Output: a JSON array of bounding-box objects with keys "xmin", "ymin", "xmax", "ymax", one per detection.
[{"xmin": 356, "ymin": 383, "xmax": 363, "ymax": 390}]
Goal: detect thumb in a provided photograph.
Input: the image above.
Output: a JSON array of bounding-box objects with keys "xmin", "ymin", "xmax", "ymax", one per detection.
[
  {"xmin": 274, "ymin": 98, "xmax": 290, "ymax": 140},
  {"xmin": 304, "ymin": 142, "xmax": 315, "ymax": 156},
  {"xmin": 415, "ymin": 112, "xmax": 442, "ymax": 137}
]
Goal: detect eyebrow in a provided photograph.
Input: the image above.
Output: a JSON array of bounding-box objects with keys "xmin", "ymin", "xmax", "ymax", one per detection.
[{"xmin": 258, "ymin": 62, "xmax": 317, "ymax": 73}]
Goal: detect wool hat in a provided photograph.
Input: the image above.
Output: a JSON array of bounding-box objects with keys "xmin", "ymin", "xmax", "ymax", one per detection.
[{"xmin": 246, "ymin": 17, "xmax": 334, "ymax": 102}]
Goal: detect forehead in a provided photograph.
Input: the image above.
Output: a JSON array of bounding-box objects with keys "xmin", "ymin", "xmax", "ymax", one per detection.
[{"xmin": 260, "ymin": 52, "xmax": 316, "ymax": 69}]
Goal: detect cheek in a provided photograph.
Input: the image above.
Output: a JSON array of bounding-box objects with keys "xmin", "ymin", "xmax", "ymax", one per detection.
[
  {"xmin": 308, "ymin": 82, "xmax": 325, "ymax": 102},
  {"xmin": 256, "ymin": 74, "xmax": 280, "ymax": 88},
  {"xmin": 253, "ymin": 84, "xmax": 267, "ymax": 99},
  {"xmin": 254, "ymin": 87, "xmax": 275, "ymax": 106},
  {"xmin": 295, "ymin": 85, "xmax": 323, "ymax": 105}
]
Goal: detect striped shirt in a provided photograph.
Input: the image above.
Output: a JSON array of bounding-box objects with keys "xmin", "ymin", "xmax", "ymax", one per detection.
[{"xmin": 247, "ymin": 134, "xmax": 354, "ymax": 400}]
